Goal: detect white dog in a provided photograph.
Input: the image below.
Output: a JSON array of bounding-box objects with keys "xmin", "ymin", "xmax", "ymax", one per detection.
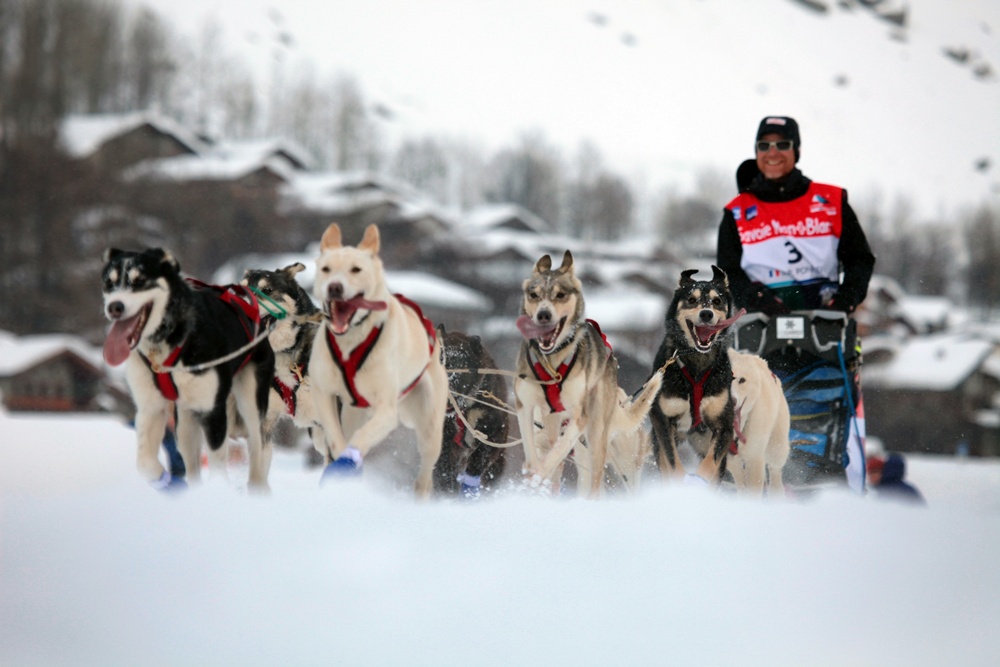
[
  {"xmin": 309, "ymin": 223, "xmax": 448, "ymax": 498},
  {"xmin": 727, "ymin": 349, "xmax": 790, "ymax": 496}
]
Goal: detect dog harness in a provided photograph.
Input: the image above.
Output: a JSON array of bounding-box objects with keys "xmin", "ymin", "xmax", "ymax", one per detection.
[
  {"xmin": 273, "ymin": 363, "xmax": 305, "ymax": 416},
  {"xmin": 529, "ymin": 319, "xmax": 611, "ymax": 413},
  {"xmin": 678, "ymin": 363, "xmax": 715, "ymax": 430},
  {"xmin": 140, "ymin": 281, "xmax": 261, "ymax": 401},
  {"xmin": 730, "ymin": 398, "xmax": 746, "ymax": 455},
  {"xmin": 324, "ymin": 294, "xmax": 436, "ymax": 408}
]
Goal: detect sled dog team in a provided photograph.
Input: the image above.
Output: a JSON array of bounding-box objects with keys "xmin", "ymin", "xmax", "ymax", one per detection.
[{"xmin": 101, "ymin": 223, "xmax": 789, "ymax": 498}]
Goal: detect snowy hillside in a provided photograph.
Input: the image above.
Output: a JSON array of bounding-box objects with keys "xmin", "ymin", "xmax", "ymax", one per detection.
[
  {"xmin": 2, "ymin": 409, "xmax": 1000, "ymax": 667},
  {"xmin": 130, "ymin": 0, "xmax": 1000, "ymax": 217}
]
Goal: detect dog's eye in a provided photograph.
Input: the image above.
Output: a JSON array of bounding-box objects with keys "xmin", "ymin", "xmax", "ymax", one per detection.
[
  {"xmin": 687, "ymin": 297, "xmax": 698, "ymax": 305},
  {"xmin": 351, "ymin": 266, "xmax": 362, "ymax": 274},
  {"xmin": 320, "ymin": 267, "xmax": 330, "ymax": 274},
  {"xmin": 555, "ymin": 292, "xmax": 566, "ymax": 300},
  {"xmin": 712, "ymin": 297, "xmax": 722, "ymax": 306},
  {"xmin": 738, "ymin": 378, "xmax": 746, "ymax": 384},
  {"xmin": 528, "ymin": 291, "xmax": 539, "ymax": 300}
]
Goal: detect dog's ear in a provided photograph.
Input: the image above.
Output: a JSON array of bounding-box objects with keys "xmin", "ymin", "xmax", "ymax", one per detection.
[
  {"xmin": 102, "ymin": 247, "xmax": 123, "ymax": 264},
  {"xmin": 711, "ymin": 265, "xmax": 729, "ymax": 287},
  {"xmin": 557, "ymin": 250, "xmax": 574, "ymax": 274},
  {"xmin": 679, "ymin": 269, "xmax": 699, "ymax": 286},
  {"xmin": 321, "ymin": 223, "xmax": 343, "ymax": 251},
  {"xmin": 283, "ymin": 262, "xmax": 306, "ymax": 277},
  {"xmin": 358, "ymin": 224, "xmax": 380, "ymax": 254},
  {"xmin": 534, "ymin": 254, "xmax": 552, "ymax": 273},
  {"xmin": 146, "ymin": 248, "xmax": 180, "ymax": 274}
]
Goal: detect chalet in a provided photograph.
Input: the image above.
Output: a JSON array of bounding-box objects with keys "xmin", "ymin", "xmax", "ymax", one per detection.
[
  {"xmin": 0, "ymin": 332, "xmax": 130, "ymax": 415},
  {"xmin": 59, "ymin": 111, "xmax": 204, "ymax": 171},
  {"xmin": 279, "ymin": 171, "xmax": 453, "ymax": 263},
  {"xmin": 863, "ymin": 333, "xmax": 1000, "ymax": 456}
]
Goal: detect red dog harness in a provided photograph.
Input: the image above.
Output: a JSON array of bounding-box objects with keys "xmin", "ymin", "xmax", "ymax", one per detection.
[
  {"xmin": 529, "ymin": 319, "xmax": 611, "ymax": 414},
  {"xmin": 141, "ymin": 281, "xmax": 261, "ymax": 401},
  {"xmin": 324, "ymin": 294, "xmax": 436, "ymax": 408},
  {"xmin": 679, "ymin": 364, "xmax": 715, "ymax": 430},
  {"xmin": 273, "ymin": 363, "xmax": 305, "ymax": 416}
]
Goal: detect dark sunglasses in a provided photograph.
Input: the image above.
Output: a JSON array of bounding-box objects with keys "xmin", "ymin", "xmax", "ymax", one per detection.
[{"xmin": 756, "ymin": 139, "xmax": 794, "ymax": 152}]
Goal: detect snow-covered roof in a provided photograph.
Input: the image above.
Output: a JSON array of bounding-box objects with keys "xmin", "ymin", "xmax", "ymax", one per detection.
[
  {"xmin": 584, "ymin": 289, "xmax": 666, "ymax": 332},
  {"xmin": 123, "ymin": 154, "xmax": 295, "ymax": 183},
  {"xmin": 212, "ymin": 252, "xmax": 491, "ymax": 313},
  {"xmin": 59, "ymin": 111, "xmax": 205, "ymax": 159},
  {"xmin": 208, "ymin": 138, "xmax": 315, "ymax": 170},
  {"xmin": 896, "ymin": 294, "xmax": 951, "ymax": 332},
  {"xmin": 462, "ymin": 203, "xmax": 551, "ymax": 234},
  {"xmin": 0, "ymin": 332, "xmax": 104, "ymax": 377},
  {"xmin": 385, "ymin": 271, "xmax": 491, "ymax": 312},
  {"xmin": 863, "ymin": 333, "xmax": 995, "ymax": 391},
  {"xmin": 280, "ymin": 170, "xmax": 430, "ymax": 215}
]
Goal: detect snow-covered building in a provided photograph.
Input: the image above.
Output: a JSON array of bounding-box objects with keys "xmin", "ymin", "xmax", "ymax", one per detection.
[
  {"xmin": 59, "ymin": 111, "xmax": 205, "ymax": 170},
  {"xmin": 0, "ymin": 332, "xmax": 129, "ymax": 415},
  {"xmin": 863, "ymin": 333, "xmax": 1000, "ymax": 456}
]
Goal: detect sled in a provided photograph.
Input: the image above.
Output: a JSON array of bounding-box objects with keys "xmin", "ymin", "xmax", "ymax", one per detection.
[{"xmin": 732, "ymin": 310, "xmax": 865, "ymax": 491}]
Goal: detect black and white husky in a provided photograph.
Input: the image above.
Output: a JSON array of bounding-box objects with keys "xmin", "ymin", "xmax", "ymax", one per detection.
[
  {"xmin": 240, "ymin": 262, "xmax": 325, "ymax": 450},
  {"xmin": 101, "ymin": 247, "xmax": 275, "ymax": 490}
]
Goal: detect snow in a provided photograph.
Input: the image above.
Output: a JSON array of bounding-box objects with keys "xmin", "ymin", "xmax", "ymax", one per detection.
[
  {"xmin": 123, "ymin": 0, "xmax": 1000, "ymax": 217},
  {"xmin": 0, "ymin": 332, "xmax": 104, "ymax": 376},
  {"xmin": 59, "ymin": 111, "xmax": 205, "ymax": 158},
  {"xmin": 124, "ymin": 153, "xmax": 296, "ymax": 183},
  {"xmin": 864, "ymin": 332, "xmax": 994, "ymax": 390},
  {"xmin": 2, "ymin": 408, "xmax": 999, "ymax": 667}
]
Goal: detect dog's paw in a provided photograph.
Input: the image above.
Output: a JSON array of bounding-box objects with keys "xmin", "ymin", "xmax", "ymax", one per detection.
[
  {"xmin": 319, "ymin": 458, "xmax": 361, "ymax": 485},
  {"xmin": 150, "ymin": 471, "xmax": 188, "ymax": 493},
  {"xmin": 683, "ymin": 473, "xmax": 709, "ymax": 487},
  {"xmin": 457, "ymin": 473, "xmax": 482, "ymax": 500},
  {"xmin": 320, "ymin": 447, "xmax": 363, "ymax": 486}
]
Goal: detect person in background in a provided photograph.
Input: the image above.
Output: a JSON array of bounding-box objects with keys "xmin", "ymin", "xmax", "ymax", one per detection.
[{"xmin": 866, "ymin": 453, "xmax": 926, "ymax": 505}]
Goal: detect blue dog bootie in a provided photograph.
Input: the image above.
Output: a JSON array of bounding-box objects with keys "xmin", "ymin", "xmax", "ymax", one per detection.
[
  {"xmin": 320, "ymin": 446, "xmax": 363, "ymax": 486},
  {"xmin": 457, "ymin": 472, "xmax": 482, "ymax": 500},
  {"xmin": 150, "ymin": 471, "xmax": 188, "ymax": 493}
]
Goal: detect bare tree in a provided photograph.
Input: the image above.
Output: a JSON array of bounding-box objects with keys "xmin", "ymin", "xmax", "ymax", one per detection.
[
  {"xmin": 330, "ymin": 74, "xmax": 382, "ymax": 171},
  {"xmin": 565, "ymin": 144, "xmax": 634, "ymax": 240},
  {"xmin": 485, "ymin": 131, "xmax": 563, "ymax": 229},
  {"xmin": 123, "ymin": 7, "xmax": 177, "ymax": 111},
  {"xmin": 391, "ymin": 138, "xmax": 450, "ymax": 204},
  {"xmin": 963, "ymin": 205, "xmax": 1000, "ymax": 315}
]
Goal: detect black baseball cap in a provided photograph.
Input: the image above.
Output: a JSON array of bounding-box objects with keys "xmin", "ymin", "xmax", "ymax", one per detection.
[{"xmin": 756, "ymin": 116, "xmax": 800, "ymax": 162}]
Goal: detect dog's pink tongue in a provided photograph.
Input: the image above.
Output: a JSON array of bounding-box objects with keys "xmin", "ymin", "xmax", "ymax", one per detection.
[
  {"xmin": 697, "ymin": 308, "xmax": 747, "ymax": 336},
  {"xmin": 516, "ymin": 314, "xmax": 557, "ymax": 341},
  {"xmin": 103, "ymin": 315, "xmax": 141, "ymax": 366},
  {"xmin": 330, "ymin": 296, "xmax": 387, "ymax": 332},
  {"xmin": 352, "ymin": 297, "xmax": 387, "ymax": 312}
]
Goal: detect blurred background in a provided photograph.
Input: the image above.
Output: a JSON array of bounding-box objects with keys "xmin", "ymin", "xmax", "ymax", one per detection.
[{"xmin": 0, "ymin": 0, "xmax": 998, "ymax": 458}]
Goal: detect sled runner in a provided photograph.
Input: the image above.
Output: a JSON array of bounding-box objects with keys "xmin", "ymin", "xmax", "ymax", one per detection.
[{"xmin": 732, "ymin": 310, "xmax": 866, "ymax": 491}]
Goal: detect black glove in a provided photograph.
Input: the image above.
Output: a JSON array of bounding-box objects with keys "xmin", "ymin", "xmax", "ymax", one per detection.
[
  {"xmin": 825, "ymin": 292, "xmax": 855, "ymax": 314},
  {"xmin": 748, "ymin": 289, "xmax": 790, "ymax": 316}
]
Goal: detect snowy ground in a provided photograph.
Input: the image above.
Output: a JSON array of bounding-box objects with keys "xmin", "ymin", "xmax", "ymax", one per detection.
[{"xmin": 2, "ymin": 409, "xmax": 999, "ymax": 667}]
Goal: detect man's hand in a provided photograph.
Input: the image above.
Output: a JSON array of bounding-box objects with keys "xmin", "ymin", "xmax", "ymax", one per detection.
[{"xmin": 824, "ymin": 293, "xmax": 855, "ymax": 313}]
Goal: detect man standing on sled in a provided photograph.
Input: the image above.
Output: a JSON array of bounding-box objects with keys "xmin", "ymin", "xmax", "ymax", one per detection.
[{"xmin": 717, "ymin": 116, "xmax": 876, "ymax": 492}]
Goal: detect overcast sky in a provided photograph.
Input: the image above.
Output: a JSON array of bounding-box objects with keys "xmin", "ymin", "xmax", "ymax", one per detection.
[{"xmin": 123, "ymin": 0, "xmax": 1000, "ymax": 217}]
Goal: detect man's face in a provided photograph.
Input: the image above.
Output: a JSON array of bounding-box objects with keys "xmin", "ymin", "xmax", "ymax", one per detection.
[{"xmin": 755, "ymin": 132, "xmax": 796, "ymax": 180}]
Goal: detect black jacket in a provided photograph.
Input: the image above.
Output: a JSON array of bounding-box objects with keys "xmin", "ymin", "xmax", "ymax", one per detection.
[{"xmin": 716, "ymin": 167, "xmax": 876, "ymax": 314}]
